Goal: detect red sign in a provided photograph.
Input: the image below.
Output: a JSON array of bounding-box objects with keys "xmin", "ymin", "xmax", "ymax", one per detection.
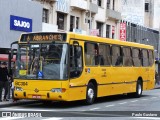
[{"xmin": 120, "ymin": 23, "xmax": 126, "ymax": 41}]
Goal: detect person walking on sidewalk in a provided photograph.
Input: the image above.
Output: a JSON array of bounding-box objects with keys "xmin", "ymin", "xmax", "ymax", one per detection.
[{"xmin": 0, "ymin": 62, "xmax": 10, "ymax": 102}]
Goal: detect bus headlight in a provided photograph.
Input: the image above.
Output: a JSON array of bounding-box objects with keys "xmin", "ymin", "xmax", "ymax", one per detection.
[
  {"xmin": 51, "ymin": 88, "xmax": 66, "ymax": 93},
  {"xmin": 15, "ymin": 87, "xmax": 23, "ymax": 91}
]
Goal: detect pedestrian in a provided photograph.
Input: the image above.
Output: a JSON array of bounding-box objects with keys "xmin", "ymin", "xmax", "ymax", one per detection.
[{"xmin": 0, "ymin": 62, "xmax": 10, "ymax": 101}]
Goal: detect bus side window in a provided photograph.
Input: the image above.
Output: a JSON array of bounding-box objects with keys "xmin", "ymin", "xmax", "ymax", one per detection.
[
  {"xmin": 85, "ymin": 42, "xmax": 98, "ymax": 66},
  {"xmin": 142, "ymin": 49, "xmax": 149, "ymax": 67},
  {"xmin": 99, "ymin": 44, "xmax": 111, "ymax": 66},
  {"xmin": 132, "ymin": 48, "xmax": 141, "ymax": 67},
  {"xmin": 123, "ymin": 47, "xmax": 132, "ymax": 66},
  {"xmin": 112, "ymin": 46, "xmax": 122, "ymax": 66},
  {"xmin": 148, "ymin": 50, "xmax": 154, "ymax": 66}
]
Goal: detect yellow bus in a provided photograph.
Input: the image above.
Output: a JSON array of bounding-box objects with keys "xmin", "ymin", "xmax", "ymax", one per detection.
[{"xmin": 12, "ymin": 32, "xmax": 155, "ymax": 104}]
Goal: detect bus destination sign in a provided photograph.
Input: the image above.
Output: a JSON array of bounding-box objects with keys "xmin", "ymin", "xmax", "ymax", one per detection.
[{"xmin": 20, "ymin": 33, "xmax": 67, "ymax": 42}]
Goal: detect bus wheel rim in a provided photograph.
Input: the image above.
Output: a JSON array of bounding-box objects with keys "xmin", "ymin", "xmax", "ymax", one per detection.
[
  {"xmin": 88, "ymin": 88, "xmax": 94, "ymax": 99},
  {"xmin": 138, "ymin": 84, "xmax": 142, "ymax": 95}
]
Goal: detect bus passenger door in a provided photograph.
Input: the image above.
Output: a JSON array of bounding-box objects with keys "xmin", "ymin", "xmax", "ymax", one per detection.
[{"xmin": 68, "ymin": 40, "xmax": 85, "ymax": 100}]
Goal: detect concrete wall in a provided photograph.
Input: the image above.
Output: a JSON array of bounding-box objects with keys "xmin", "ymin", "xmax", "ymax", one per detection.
[
  {"xmin": 153, "ymin": 0, "xmax": 160, "ymax": 30},
  {"xmin": 0, "ymin": 0, "xmax": 42, "ymax": 48}
]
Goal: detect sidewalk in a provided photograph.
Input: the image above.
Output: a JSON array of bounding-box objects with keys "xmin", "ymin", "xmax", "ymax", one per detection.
[
  {"xmin": 0, "ymin": 91, "xmax": 38, "ymax": 108},
  {"xmin": 155, "ymin": 83, "xmax": 160, "ymax": 89}
]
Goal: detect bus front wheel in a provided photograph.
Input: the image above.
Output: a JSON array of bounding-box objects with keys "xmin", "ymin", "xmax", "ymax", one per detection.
[{"xmin": 85, "ymin": 83, "xmax": 95, "ymax": 105}]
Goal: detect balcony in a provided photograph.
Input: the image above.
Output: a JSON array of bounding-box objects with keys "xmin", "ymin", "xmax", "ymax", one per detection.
[
  {"xmin": 89, "ymin": 2, "xmax": 98, "ymax": 14},
  {"xmin": 106, "ymin": 9, "xmax": 121, "ymax": 20},
  {"xmin": 42, "ymin": 23, "xmax": 58, "ymax": 32},
  {"xmin": 70, "ymin": 0, "xmax": 87, "ymax": 10}
]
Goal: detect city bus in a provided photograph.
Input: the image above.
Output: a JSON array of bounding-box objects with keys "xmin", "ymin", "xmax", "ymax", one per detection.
[{"xmin": 12, "ymin": 32, "xmax": 155, "ymax": 104}]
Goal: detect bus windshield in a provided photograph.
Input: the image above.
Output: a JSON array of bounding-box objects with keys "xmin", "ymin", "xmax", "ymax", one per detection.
[{"xmin": 15, "ymin": 43, "xmax": 68, "ymax": 80}]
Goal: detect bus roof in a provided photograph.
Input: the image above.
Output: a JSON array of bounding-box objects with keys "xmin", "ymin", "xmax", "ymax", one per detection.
[
  {"xmin": 68, "ymin": 32, "xmax": 154, "ymax": 50},
  {"xmin": 19, "ymin": 32, "xmax": 154, "ymax": 50}
]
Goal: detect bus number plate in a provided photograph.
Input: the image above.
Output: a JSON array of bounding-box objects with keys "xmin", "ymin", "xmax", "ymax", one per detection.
[{"xmin": 32, "ymin": 95, "xmax": 41, "ymax": 98}]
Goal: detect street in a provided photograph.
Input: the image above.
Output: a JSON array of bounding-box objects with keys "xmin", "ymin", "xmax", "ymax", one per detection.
[{"xmin": 0, "ymin": 88, "xmax": 160, "ymax": 120}]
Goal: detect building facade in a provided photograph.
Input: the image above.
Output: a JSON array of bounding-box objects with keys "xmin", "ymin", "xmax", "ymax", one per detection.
[
  {"xmin": 33, "ymin": 0, "xmax": 122, "ymax": 39},
  {"xmin": 0, "ymin": 0, "xmax": 42, "ymax": 48},
  {"xmin": 144, "ymin": 0, "xmax": 160, "ymax": 30}
]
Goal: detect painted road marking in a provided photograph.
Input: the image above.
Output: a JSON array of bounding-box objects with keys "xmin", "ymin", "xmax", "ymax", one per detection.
[
  {"xmin": 118, "ymin": 102, "xmax": 127, "ymax": 105},
  {"xmin": 151, "ymin": 97, "xmax": 157, "ymax": 99},
  {"xmin": 141, "ymin": 99, "xmax": 147, "ymax": 101},
  {"xmin": 89, "ymin": 107, "xmax": 100, "ymax": 110},
  {"xmin": 105, "ymin": 104, "xmax": 115, "ymax": 107},
  {"xmin": 131, "ymin": 100, "xmax": 138, "ymax": 102}
]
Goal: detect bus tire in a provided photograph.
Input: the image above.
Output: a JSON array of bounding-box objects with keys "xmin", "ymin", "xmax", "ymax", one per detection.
[
  {"xmin": 134, "ymin": 80, "xmax": 143, "ymax": 98},
  {"xmin": 85, "ymin": 83, "xmax": 96, "ymax": 105}
]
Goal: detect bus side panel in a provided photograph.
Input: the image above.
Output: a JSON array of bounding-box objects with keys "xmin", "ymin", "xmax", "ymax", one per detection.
[
  {"xmin": 146, "ymin": 66, "xmax": 155, "ymax": 90},
  {"xmin": 68, "ymin": 86, "xmax": 86, "ymax": 101}
]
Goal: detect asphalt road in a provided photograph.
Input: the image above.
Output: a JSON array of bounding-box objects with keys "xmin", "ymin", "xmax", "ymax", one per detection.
[{"xmin": 0, "ymin": 88, "xmax": 160, "ymax": 120}]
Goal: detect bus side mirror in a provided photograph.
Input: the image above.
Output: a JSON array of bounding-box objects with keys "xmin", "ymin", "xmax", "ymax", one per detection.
[
  {"xmin": 11, "ymin": 49, "xmax": 13, "ymax": 59},
  {"xmin": 10, "ymin": 41, "xmax": 18, "ymax": 59}
]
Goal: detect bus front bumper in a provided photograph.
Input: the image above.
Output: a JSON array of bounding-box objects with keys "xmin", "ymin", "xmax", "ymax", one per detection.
[{"xmin": 14, "ymin": 90, "xmax": 68, "ymax": 101}]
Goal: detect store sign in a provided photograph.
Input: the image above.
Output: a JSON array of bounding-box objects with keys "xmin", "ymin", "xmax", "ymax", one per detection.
[
  {"xmin": 10, "ymin": 15, "xmax": 32, "ymax": 32},
  {"xmin": 73, "ymin": 28, "xmax": 82, "ymax": 34},
  {"xmin": 120, "ymin": 22, "xmax": 126, "ymax": 41},
  {"xmin": 90, "ymin": 29, "xmax": 99, "ymax": 36}
]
